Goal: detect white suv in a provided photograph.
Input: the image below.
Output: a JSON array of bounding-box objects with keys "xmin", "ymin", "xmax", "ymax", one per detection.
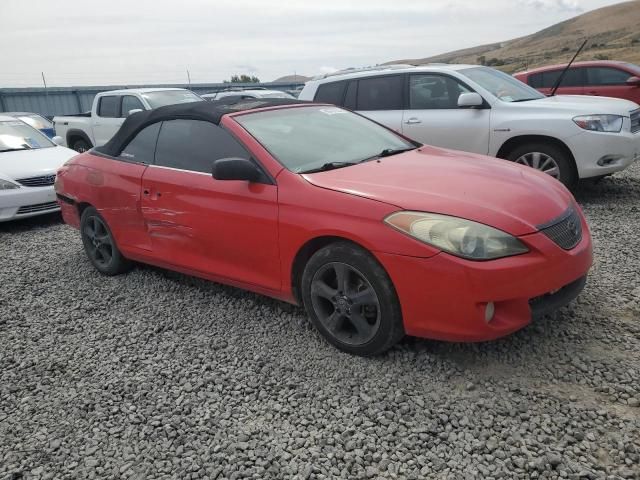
[{"xmin": 299, "ymin": 64, "xmax": 640, "ymax": 187}]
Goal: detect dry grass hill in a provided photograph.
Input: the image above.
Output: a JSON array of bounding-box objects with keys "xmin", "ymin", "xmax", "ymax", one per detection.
[
  {"xmin": 387, "ymin": 0, "xmax": 640, "ymax": 73},
  {"xmin": 273, "ymin": 74, "xmax": 311, "ymax": 83}
]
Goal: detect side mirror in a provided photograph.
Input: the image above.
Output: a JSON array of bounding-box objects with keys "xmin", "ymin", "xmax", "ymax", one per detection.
[
  {"xmin": 458, "ymin": 92, "xmax": 484, "ymax": 108},
  {"xmin": 52, "ymin": 136, "xmax": 65, "ymax": 146},
  {"xmin": 212, "ymin": 157, "xmax": 262, "ymax": 182},
  {"xmin": 626, "ymin": 76, "xmax": 640, "ymax": 87},
  {"xmin": 128, "ymin": 109, "xmax": 143, "ymax": 117}
]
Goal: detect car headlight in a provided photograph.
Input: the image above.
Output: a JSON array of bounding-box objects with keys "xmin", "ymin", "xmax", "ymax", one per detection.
[
  {"xmin": 384, "ymin": 211, "xmax": 529, "ymax": 260},
  {"xmin": 573, "ymin": 114, "xmax": 623, "ymax": 133},
  {"xmin": 0, "ymin": 179, "xmax": 20, "ymax": 190}
]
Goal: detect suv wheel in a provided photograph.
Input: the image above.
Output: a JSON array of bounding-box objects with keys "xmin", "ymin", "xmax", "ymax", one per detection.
[{"xmin": 507, "ymin": 142, "xmax": 577, "ymax": 189}]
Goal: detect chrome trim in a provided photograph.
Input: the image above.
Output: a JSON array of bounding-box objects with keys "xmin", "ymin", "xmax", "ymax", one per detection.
[{"xmin": 145, "ymin": 164, "xmax": 212, "ymax": 176}]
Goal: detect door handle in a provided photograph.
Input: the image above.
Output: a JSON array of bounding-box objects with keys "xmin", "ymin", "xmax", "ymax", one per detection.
[
  {"xmin": 404, "ymin": 117, "xmax": 422, "ymax": 125},
  {"xmin": 143, "ymin": 189, "xmax": 150, "ymax": 195}
]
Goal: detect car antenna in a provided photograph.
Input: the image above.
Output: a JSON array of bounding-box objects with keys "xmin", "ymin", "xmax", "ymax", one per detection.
[{"xmin": 550, "ymin": 38, "xmax": 588, "ymax": 97}]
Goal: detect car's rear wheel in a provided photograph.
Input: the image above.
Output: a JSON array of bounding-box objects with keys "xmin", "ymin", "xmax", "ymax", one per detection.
[
  {"xmin": 506, "ymin": 142, "xmax": 577, "ymax": 189},
  {"xmin": 80, "ymin": 207, "xmax": 131, "ymax": 275},
  {"xmin": 71, "ymin": 138, "xmax": 91, "ymax": 153},
  {"xmin": 301, "ymin": 242, "xmax": 404, "ymax": 356}
]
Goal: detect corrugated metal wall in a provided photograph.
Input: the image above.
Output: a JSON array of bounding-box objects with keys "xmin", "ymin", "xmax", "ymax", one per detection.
[{"xmin": 0, "ymin": 82, "xmax": 304, "ymax": 118}]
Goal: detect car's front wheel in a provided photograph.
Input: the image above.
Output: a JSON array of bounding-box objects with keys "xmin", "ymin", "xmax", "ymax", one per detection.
[
  {"xmin": 301, "ymin": 242, "xmax": 404, "ymax": 356},
  {"xmin": 80, "ymin": 207, "xmax": 131, "ymax": 275},
  {"xmin": 506, "ymin": 142, "xmax": 578, "ymax": 189}
]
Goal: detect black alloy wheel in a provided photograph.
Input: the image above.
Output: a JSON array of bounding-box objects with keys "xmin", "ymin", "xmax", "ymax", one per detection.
[
  {"xmin": 310, "ymin": 262, "xmax": 381, "ymax": 346},
  {"xmin": 301, "ymin": 242, "xmax": 404, "ymax": 356},
  {"xmin": 80, "ymin": 207, "xmax": 131, "ymax": 275}
]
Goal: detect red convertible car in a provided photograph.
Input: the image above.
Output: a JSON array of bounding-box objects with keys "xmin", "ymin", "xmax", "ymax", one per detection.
[{"xmin": 55, "ymin": 99, "xmax": 592, "ymax": 355}]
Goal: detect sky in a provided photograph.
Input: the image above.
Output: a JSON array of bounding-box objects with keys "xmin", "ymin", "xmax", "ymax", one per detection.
[{"xmin": 0, "ymin": 0, "xmax": 626, "ymax": 88}]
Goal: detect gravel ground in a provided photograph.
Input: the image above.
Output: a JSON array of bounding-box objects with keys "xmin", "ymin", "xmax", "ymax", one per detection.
[{"xmin": 1, "ymin": 164, "xmax": 639, "ymax": 480}]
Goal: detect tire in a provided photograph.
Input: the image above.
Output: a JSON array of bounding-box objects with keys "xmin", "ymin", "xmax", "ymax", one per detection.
[
  {"xmin": 301, "ymin": 242, "xmax": 404, "ymax": 356},
  {"xmin": 71, "ymin": 138, "xmax": 91, "ymax": 153},
  {"xmin": 506, "ymin": 142, "xmax": 578, "ymax": 189},
  {"xmin": 80, "ymin": 207, "xmax": 132, "ymax": 276}
]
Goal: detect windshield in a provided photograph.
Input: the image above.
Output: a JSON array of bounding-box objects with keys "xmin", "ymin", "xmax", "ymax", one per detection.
[
  {"xmin": 140, "ymin": 90, "xmax": 202, "ymax": 109},
  {"xmin": 0, "ymin": 120, "xmax": 55, "ymax": 152},
  {"xmin": 15, "ymin": 114, "xmax": 53, "ymax": 130},
  {"xmin": 235, "ymin": 106, "xmax": 415, "ymax": 173},
  {"xmin": 461, "ymin": 66, "xmax": 545, "ymax": 102}
]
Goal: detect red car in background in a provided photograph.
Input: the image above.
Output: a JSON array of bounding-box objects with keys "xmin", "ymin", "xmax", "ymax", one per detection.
[
  {"xmin": 515, "ymin": 60, "xmax": 640, "ymax": 104},
  {"xmin": 55, "ymin": 99, "xmax": 593, "ymax": 356}
]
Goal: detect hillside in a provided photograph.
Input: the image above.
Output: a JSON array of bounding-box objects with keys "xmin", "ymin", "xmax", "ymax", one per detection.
[
  {"xmin": 273, "ymin": 74, "xmax": 310, "ymax": 83},
  {"xmin": 387, "ymin": 1, "xmax": 640, "ymax": 73}
]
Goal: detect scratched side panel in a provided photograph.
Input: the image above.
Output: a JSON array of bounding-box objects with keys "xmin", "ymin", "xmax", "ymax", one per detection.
[
  {"xmin": 66, "ymin": 154, "xmax": 151, "ymax": 252},
  {"xmin": 140, "ymin": 166, "xmax": 281, "ymax": 291}
]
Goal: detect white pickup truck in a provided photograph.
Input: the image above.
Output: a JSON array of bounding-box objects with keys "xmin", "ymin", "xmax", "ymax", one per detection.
[{"xmin": 53, "ymin": 88, "xmax": 202, "ymax": 152}]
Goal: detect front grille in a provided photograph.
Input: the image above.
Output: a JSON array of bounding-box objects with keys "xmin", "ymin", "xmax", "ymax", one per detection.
[
  {"xmin": 16, "ymin": 174, "xmax": 56, "ymax": 187},
  {"xmin": 529, "ymin": 276, "xmax": 587, "ymax": 318},
  {"xmin": 631, "ymin": 109, "xmax": 640, "ymax": 134},
  {"xmin": 16, "ymin": 201, "xmax": 59, "ymax": 215},
  {"xmin": 538, "ymin": 207, "xmax": 582, "ymax": 250}
]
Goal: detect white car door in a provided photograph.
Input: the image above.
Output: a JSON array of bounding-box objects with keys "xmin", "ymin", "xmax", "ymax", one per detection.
[
  {"xmin": 92, "ymin": 95, "xmax": 126, "ymax": 146},
  {"xmin": 401, "ymin": 74, "xmax": 491, "ymax": 154},
  {"xmin": 351, "ymin": 75, "xmax": 404, "ymax": 134}
]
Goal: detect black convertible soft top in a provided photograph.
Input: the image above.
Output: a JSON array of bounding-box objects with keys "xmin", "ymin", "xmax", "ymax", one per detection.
[{"xmin": 95, "ymin": 97, "xmax": 309, "ymax": 157}]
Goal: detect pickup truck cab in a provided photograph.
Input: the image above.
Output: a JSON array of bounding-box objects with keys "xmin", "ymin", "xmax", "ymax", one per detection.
[
  {"xmin": 299, "ymin": 64, "xmax": 640, "ymax": 188},
  {"xmin": 53, "ymin": 88, "xmax": 201, "ymax": 152}
]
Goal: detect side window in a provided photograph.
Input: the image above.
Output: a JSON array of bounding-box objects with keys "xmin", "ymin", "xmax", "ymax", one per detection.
[
  {"xmin": 98, "ymin": 96, "xmax": 119, "ymax": 118},
  {"xmin": 409, "ymin": 75, "xmax": 471, "ymax": 109},
  {"xmin": 343, "ymin": 81, "xmax": 357, "ymax": 110},
  {"xmin": 356, "ymin": 75, "xmax": 403, "ymax": 111},
  {"xmin": 121, "ymin": 96, "xmax": 145, "ymax": 117},
  {"xmin": 586, "ymin": 67, "xmax": 632, "ymax": 86},
  {"xmin": 119, "ymin": 123, "xmax": 161, "ymax": 164},
  {"xmin": 155, "ymin": 119, "xmax": 251, "ymax": 173},
  {"xmin": 541, "ymin": 68, "xmax": 584, "ymax": 88},
  {"xmin": 314, "ymin": 81, "xmax": 346, "ymax": 105},
  {"xmin": 528, "ymin": 73, "xmax": 543, "ymax": 88}
]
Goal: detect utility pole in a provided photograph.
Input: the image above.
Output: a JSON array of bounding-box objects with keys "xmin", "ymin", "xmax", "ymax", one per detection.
[
  {"xmin": 186, "ymin": 69, "xmax": 191, "ymax": 88},
  {"xmin": 42, "ymin": 72, "xmax": 52, "ymax": 117}
]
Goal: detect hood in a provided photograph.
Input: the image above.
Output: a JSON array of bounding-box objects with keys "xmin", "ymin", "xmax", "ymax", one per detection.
[
  {"xmin": 519, "ymin": 95, "xmax": 639, "ymax": 115},
  {"xmin": 302, "ymin": 147, "xmax": 575, "ymax": 236},
  {"xmin": 0, "ymin": 145, "xmax": 77, "ymax": 180}
]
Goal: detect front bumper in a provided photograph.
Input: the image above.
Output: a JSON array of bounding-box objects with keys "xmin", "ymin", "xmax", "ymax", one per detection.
[
  {"xmin": 0, "ymin": 186, "xmax": 60, "ymax": 222},
  {"xmin": 567, "ymin": 127, "xmax": 640, "ymax": 178},
  {"xmin": 374, "ymin": 214, "xmax": 593, "ymax": 342}
]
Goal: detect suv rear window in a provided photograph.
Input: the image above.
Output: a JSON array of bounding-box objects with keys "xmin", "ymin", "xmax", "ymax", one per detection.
[
  {"xmin": 356, "ymin": 75, "xmax": 403, "ymax": 110},
  {"xmin": 529, "ymin": 68, "xmax": 583, "ymax": 88},
  {"xmin": 314, "ymin": 81, "xmax": 346, "ymax": 105},
  {"xmin": 585, "ymin": 67, "xmax": 633, "ymax": 86}
]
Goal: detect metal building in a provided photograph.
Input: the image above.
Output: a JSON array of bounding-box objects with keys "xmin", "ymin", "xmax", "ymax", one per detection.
[{"xmin": 0, "ymin": 82, "xmax": 304, "ymax": 118}]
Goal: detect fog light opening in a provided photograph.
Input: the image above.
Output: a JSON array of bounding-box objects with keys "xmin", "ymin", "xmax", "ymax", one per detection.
[
  {"xmin": 484, "ymin": 302, "xmax": 495, "ymax": 324},
  {"xmin": 597, "ymin": 155, "xmax": 621, "ymax": 167}
]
